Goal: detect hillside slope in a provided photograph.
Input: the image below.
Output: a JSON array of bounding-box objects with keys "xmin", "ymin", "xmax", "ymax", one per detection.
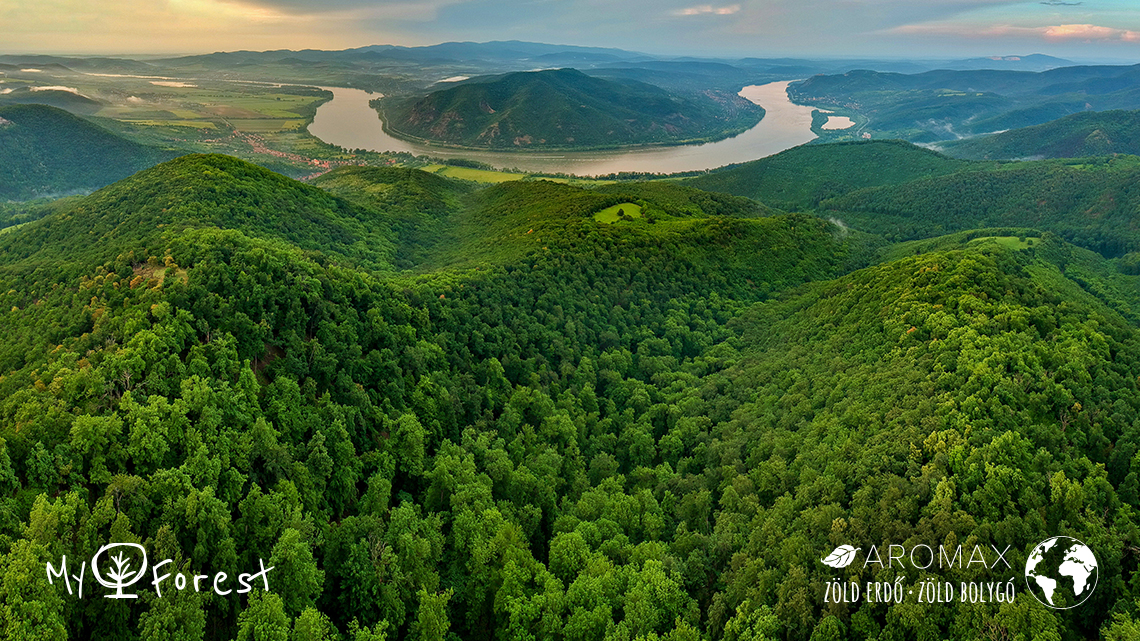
[
  {"xmin": 311, "ymin": 165, "xmax": 475, "ymax": 269},
  {"xmin": 0, "ymin": 88, "xmax": 102, "ymax": 114},
  {"xmin": 820, "ymin": 155, "xmax": 1140, "ymax": 254},
  {"xmin": 0, "ymin": 104, "xmax": 175, "ymax": 200},
  {"xmin": 939, "ymin": 109, "xmax": 1140, "ymax": 160},
  {"xmin": 685, "ymin": 140, "xmax": 978, "ymax": 210},
  {"xmin": 701, "ymin": 237, "xmax": 1140, "ymax": 639},
  {"xmin": 0, "ymin": 154, "xmax": 396, "ymax": 273},
  {"xmin": 316, "ymin": 167, "xmax": 802, "ymax": 272}
]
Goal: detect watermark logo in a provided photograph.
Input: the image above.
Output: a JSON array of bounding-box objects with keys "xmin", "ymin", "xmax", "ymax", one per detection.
[
  {"xmin": 1024, "ymin": 536, "xmax": 1098, "ymax": 610},
  {"xmin": 819, "ymin": 539, "xmax": 1099, "ymax": 609},
  {"xmin": 820, "ymin": 545, "xmax": 861, "ymax": 568},
  {"xmin": 91, "ymin": 543, "xmax": 147, "ymax": 599},
  {"xmin": 819, "ymin": 543, "xmax": 1011, "ymax": 571},
  {"xmin": 47, "ymin": 544, "xmax": 272, "ymax": 599},
  {"xmin": 818, "ymin": 542, "xmax": 1016, "ymax": 606}
]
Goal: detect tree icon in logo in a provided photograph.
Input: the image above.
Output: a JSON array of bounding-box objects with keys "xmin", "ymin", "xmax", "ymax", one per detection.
[{"xmin": 91, "ymin": 543, "xmax": 148, "ymax": 599}]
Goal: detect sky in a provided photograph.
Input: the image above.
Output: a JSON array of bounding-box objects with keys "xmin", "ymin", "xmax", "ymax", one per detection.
[{"xmin": 2, "ymin": 0, "xmax": 1140, "ymax": 60}]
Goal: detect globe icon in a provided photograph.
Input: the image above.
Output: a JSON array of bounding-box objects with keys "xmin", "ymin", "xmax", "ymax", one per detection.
[{"xmin": 1024, "ymin": 537, "xmax": 1098, "ymax": 609}]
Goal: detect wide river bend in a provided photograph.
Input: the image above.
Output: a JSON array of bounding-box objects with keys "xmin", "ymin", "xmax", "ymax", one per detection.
[{"xmin": 307, "ymin": 80, "xmax": 818, "ymax": 176}]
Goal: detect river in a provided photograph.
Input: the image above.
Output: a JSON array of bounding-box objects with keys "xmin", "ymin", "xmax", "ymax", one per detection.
[{"xmin": 307, "ymin": 80, "xmax": 818, "ymax": 176}]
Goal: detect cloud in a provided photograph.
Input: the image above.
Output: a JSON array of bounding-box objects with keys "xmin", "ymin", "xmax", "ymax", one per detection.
[
  {"xmin": 1044, "ymin": 23, "xmax": 1140, "ymax": 41},
  {"xmin": 889, "ymin": 23, "xmax": 1032, "ymax": 37},
  {"xmin": 890, "ymin": 21, "xmax": 1140, "ymax": 42},
  {"xmin": 1039, "ymin": 1, "xmax": 1081, "ymax": 5},
  {"xmin": 673, "ymin": 4, "xmax": 741, "ymax": 16},
  {"xmin": 218, "ymin": 0, "xmax": 469, "ymax": 18},
  {"xmin": 0, "ymin": 0, "xmax": 386, "ymax": 54}
]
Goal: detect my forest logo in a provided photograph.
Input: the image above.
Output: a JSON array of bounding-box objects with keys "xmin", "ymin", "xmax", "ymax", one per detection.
[
  {"xmin": 47, "ymin": 543, "xmax": 274, "ymax": 599},
  {"xmin": 819, "ymin": 539, "xmax": 1098, "ymax": 609}
]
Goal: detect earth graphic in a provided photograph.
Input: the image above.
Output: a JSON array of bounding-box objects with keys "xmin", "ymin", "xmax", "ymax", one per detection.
[{"xmin": 1024, "ymin": 537, "xmax": 1098, "ymax": 609}]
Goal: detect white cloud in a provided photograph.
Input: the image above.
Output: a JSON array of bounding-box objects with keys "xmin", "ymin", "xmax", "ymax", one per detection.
[
  {"xmin": 673, "ymin": 4, "xmax": 740, "ymax": 16},
  {"xmin": 891, "ymin": 21, "xmax": 1140, "ymax": 42},
  {"xmin": 1044, "ymin": 23, "xmax": 1140, "ymax": 41},
  {"xmin": 220, "ymin": 0, "xmax": 470, "ymax": 20}
]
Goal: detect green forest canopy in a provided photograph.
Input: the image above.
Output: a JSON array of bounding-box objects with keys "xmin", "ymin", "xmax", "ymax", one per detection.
[{"xmin": 0, "ymin": 151, "xmax": 1139, "ymax": 641}]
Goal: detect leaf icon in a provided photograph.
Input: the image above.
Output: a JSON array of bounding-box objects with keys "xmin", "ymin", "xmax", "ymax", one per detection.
[{"xmin": 821, "ymin": 545, "xmax": 861, "ymax": 568}]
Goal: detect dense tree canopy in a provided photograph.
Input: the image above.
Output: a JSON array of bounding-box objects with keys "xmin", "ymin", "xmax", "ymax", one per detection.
[{"xmin": 0, "ymin": 153, "xmax": 1138, "ymax": 641}]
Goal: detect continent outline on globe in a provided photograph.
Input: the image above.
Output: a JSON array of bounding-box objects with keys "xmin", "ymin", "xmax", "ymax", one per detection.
[{"xmin": 1024, "ymin": 536, "xmax": 1099, "ymax": 610}]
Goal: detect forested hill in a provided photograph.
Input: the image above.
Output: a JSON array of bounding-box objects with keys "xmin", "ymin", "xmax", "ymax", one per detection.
[
  {"xmin": 0, "ymin": 88, "xmax": 102, "ymax": 115},
  {"xmin": 939, "ymin": 109, "xmax": 1140, "ymax": 160},
  {"xmin": 818, "ymin": 154, "xmax": 1140, "ymax": 255},
  {"xmin": 684, "ymin": 139, "xmax": 1140, "ymax": 261},
  {"xmin": 313, "ymin": 165, "xmax": 779, "ymax": 271},
  {"xmin": 0, "ymin": 103, "xmax": 175, "ymax": 200},
  {"xmin": 684, "ymin": 140, "xmax": 978, "ymax": 210},
  {"xmin": 0, "ymin": 154, "xmax": 397, "ymax": 274},
  {"xmin": 381, "ymin": 68, "xmax": 764, "ymax": 149},
  {"xmin": 2, "ymin": 154, "xmax": 1140, "ymax": 640}
]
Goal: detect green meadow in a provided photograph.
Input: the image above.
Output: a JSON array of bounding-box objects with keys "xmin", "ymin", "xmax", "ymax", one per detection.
[{"xmin": 593, "ymin": 202, "xmax": 643, "ymax": 222}]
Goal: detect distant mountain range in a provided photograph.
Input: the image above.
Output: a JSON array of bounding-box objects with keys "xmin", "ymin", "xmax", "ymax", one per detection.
[
  {"xmin": 149, "ymin": 45, "xmax": 1078, "ymax": 74},
  {"xmin": 939, "ymin": 54, "xmax": 1073, "ymax": 72},
  {"xmin": 0, "ymin": 45, "xmax": 1083, "ymax": 94},
  {"xmin": 154, "ymin": 41, "xmax": 653, "ymax": 71}
]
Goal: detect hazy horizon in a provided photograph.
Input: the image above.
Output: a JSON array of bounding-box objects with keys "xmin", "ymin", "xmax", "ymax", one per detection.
[
  {"xmin": 2, "ymin": 0, "xmax": 1140, "ymax": 62},
  {"xmin": 0, "ymin": 42, "xmax": 1137, "ymax": 67}
]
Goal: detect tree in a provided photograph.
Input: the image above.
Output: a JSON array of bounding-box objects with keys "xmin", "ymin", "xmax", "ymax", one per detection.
[
  {"xmin": 394, "ymin": 414, "xmax": 427, "ymax": 479},
  {"xmin": 292, "ymin": 607, "xmax": 338, "ymax": 641},
  {"xmin": 346, "ymin": 619, "xmax": 390, "ymax": 641},
  {"xmin": 269, "ymin": 528, "xmax": 324, "ymax": 616},
  {"xmin": 237, "ymin": 591, "xmax": 291, "ymax": 641},
  {"xmin": 411, "ymin": 588, "xmax": 453, "ymax": 641},
  {"xmin": 723, "ymin": 600, "xmax": 779, "ymax": 641},
  {"xmin": 0, "ymin": 540, "xmax": 67, "ymax": 641},
  {"xmin": 138, "ymin": 586, "xmax": 207, "ymax": 641}
]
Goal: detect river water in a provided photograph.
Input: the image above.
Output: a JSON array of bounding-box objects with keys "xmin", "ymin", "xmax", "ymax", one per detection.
[{"xmin": 307, "ymin": 80, "xmax": 818, "ymax": 176}]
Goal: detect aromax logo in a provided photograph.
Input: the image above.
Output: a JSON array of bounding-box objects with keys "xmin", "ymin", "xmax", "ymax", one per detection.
[{"xmin": 819, "ymin": 539, "xmax": 1099, "ymax": 609}]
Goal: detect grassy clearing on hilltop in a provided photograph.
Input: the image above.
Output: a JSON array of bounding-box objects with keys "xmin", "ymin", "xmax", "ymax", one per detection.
[{"xmin": 593, "ymin": 202, "xmax": 642, "ymax": 223}]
